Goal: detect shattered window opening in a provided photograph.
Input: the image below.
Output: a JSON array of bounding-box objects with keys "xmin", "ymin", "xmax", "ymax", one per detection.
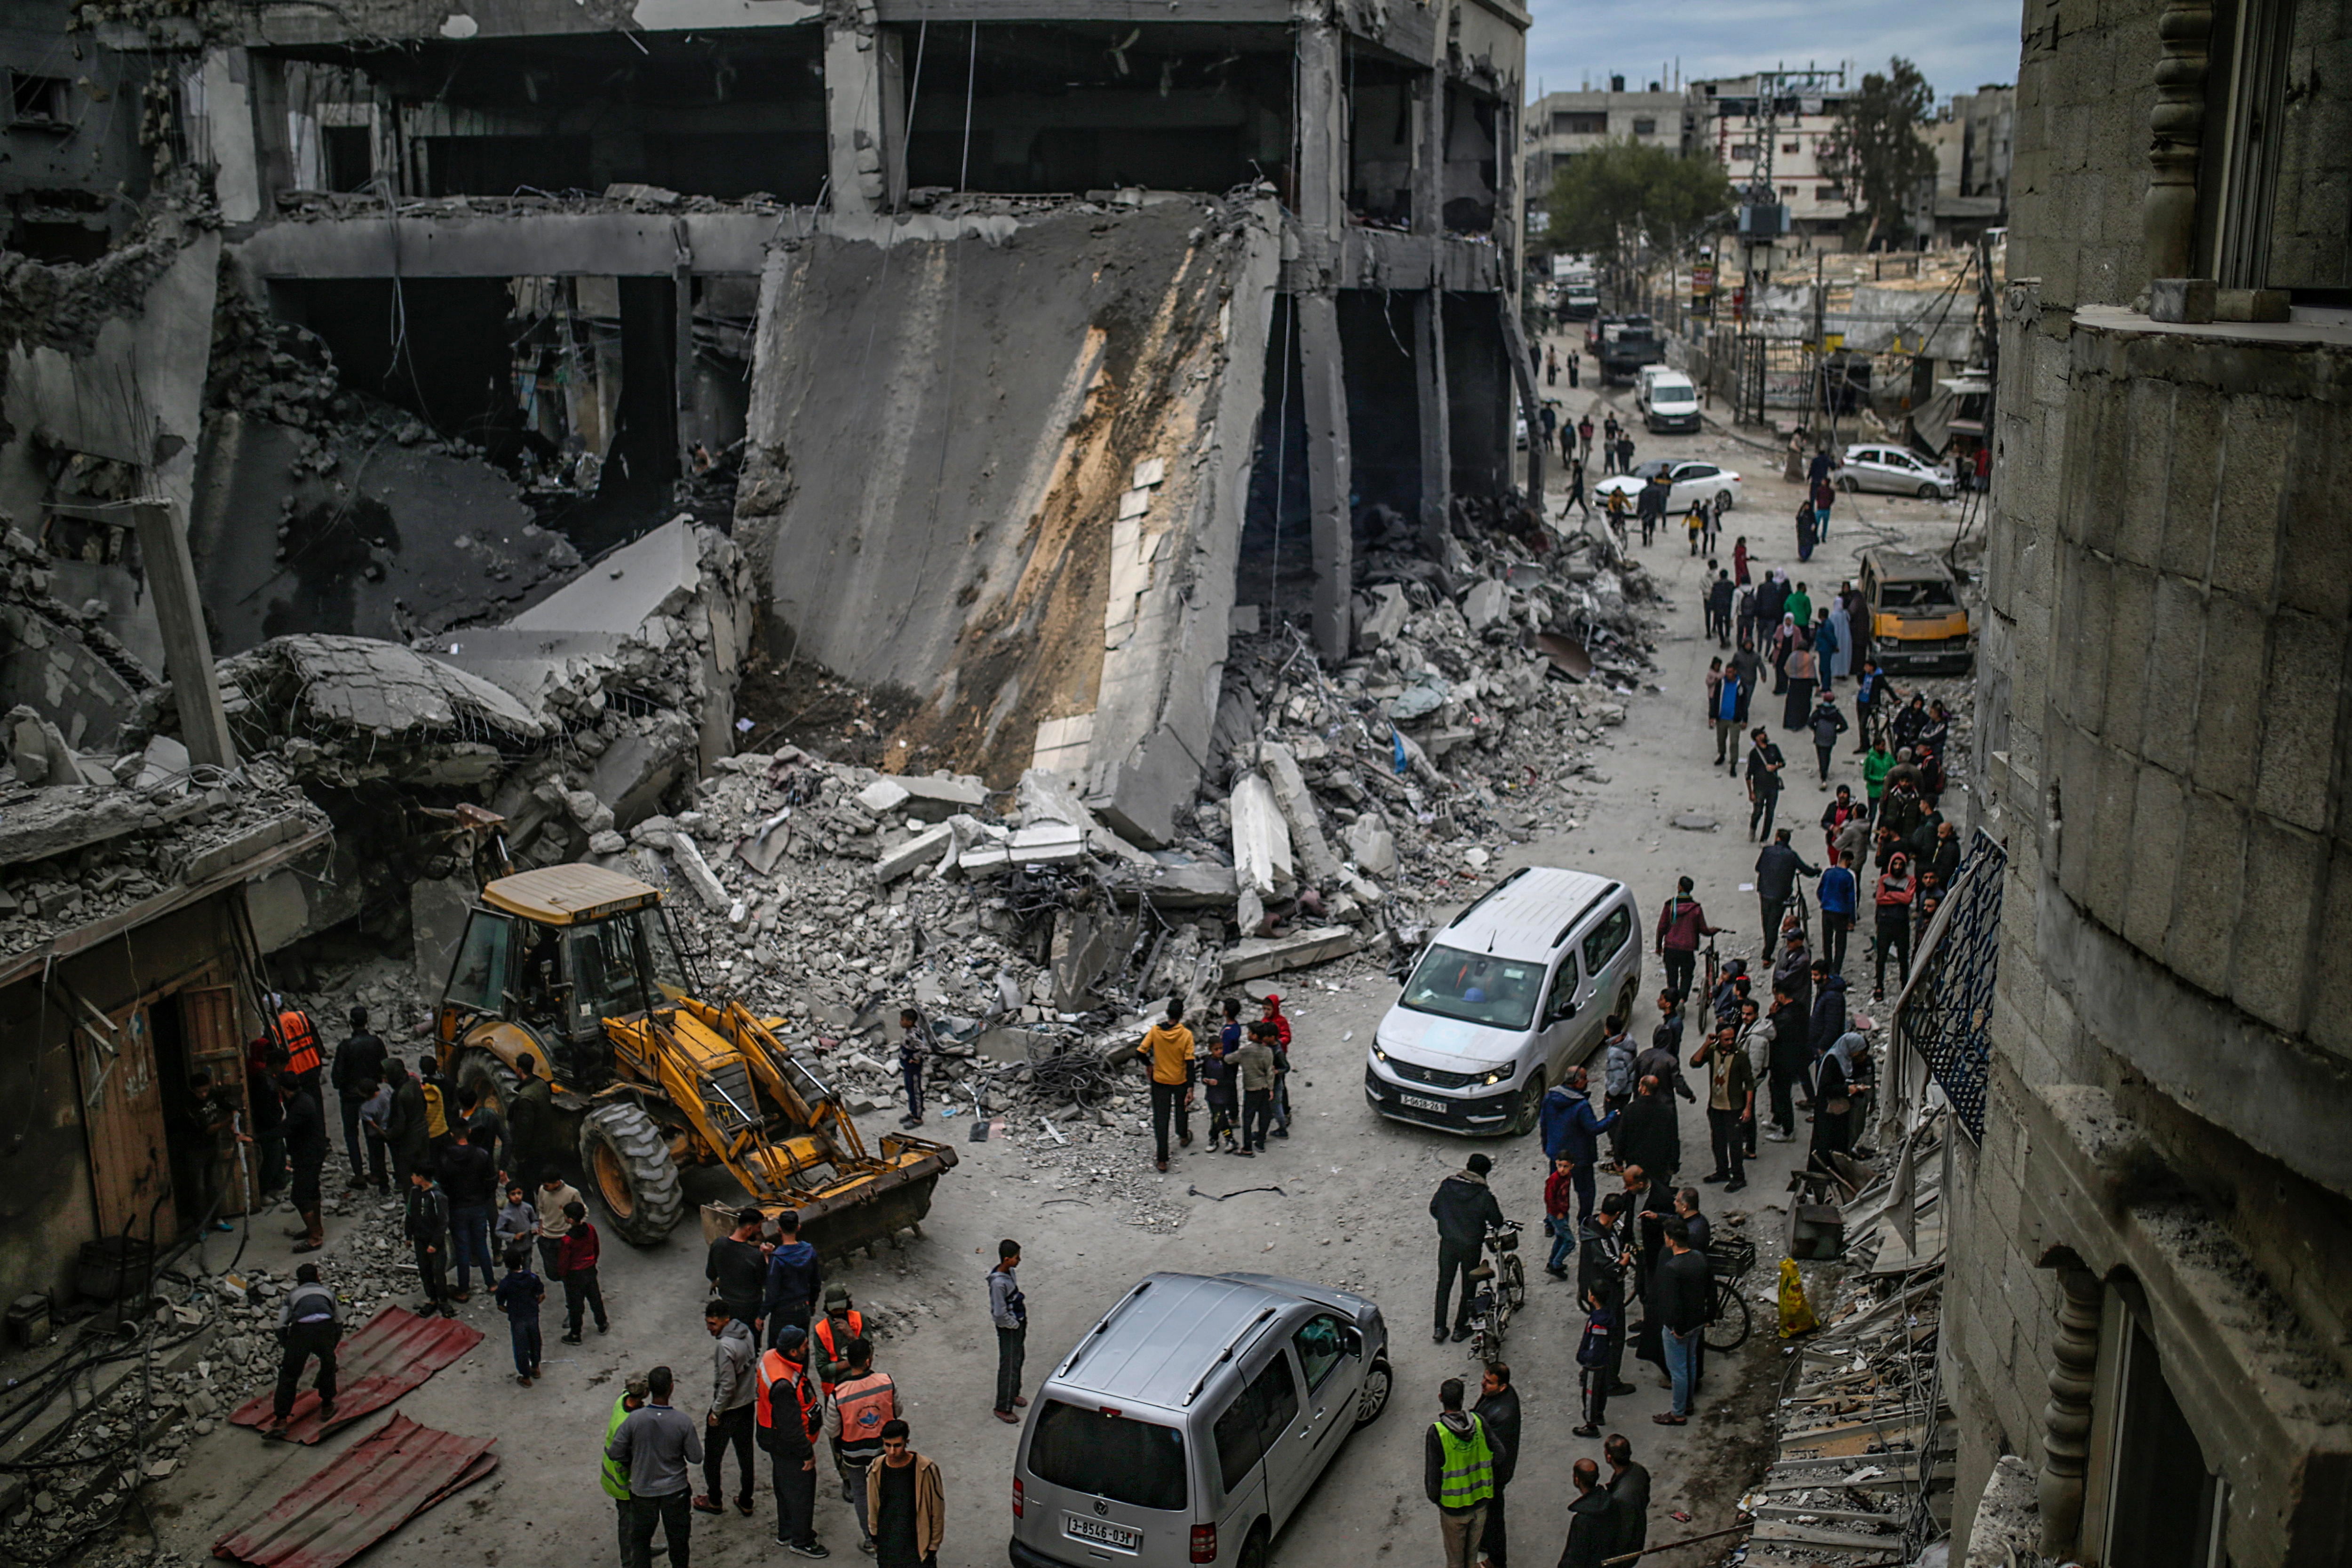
[{"xmin": 445, "ymin": 909, "xmax": 514, "ymax": 1015}]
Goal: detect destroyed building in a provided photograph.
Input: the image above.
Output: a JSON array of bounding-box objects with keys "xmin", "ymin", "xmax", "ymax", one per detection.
[{"xmin": 1919, "ymin": 3, "xmax": 2352, "ymax": 1564}]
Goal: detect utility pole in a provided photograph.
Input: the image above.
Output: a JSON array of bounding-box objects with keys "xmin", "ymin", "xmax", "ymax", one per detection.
[{"xmin": 1731, "ymin": 64, "xmax": 1845, "ymax": 428}]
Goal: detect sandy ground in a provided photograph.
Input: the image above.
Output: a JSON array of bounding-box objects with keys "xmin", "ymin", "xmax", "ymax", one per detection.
[{"xmin": 136, "ymin": 331, "xmax": 1972, "ymax": 1568}]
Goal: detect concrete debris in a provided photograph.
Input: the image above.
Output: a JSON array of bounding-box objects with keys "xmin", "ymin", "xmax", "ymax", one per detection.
[
  {"xmin": 1343, "ymin": 817, "xmax": 1398, "ymax": 877},
  {"xmin": 1227, "ymin": 773, "xmax": 1293, "ymax": 898},
  {"xmin": 858, "ymin": 773, "xmax": 989, "ymax": 823},
  {"xmin": 1221, "ymin": 925, "xmax": 1359, "ymax": 983},
  {"xmin": 1255, "ymin": 742, "xmax": 1342, "ymax": 888},
  {"xmin": 5, "ymin": 704, "xmax": 84, "ymax": 788}
]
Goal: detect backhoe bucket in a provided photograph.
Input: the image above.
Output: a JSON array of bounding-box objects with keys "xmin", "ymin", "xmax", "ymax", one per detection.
[{"xmin": 698, "ymin": 1132, "xmax": 959, "ymax": 1259}]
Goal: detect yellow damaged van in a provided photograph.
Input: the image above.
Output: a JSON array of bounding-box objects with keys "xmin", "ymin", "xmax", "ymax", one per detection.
[{"xmin": 1860, "ymin": 546, "xmax": 1974, "ymax": 674}]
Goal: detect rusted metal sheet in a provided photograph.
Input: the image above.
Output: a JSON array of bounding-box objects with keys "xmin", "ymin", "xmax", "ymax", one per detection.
[
  {"xmin": 213, "ymin": 1413, "xmax": 497, "ymax": 1568},
  {"xmin": 229, "ymin": 1307, "xmax": 484, "ymax": 1443}
]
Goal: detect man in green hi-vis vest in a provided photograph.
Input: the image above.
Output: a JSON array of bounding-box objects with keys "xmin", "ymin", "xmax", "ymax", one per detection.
[
  {"xmin": 1424, "ymin": 1376, "xmax": 1506, "ymax": 1568},
  {"xmin": 603, "ymin": 1373, "xmax": 648, "ymax": 1559}
]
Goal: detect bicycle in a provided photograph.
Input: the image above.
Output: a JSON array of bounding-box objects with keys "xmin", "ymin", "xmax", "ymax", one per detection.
[
  {"xmin": 1467, "ymin": 1222, "xmax": 1526, "ymax": 1364},
  {"xmin": 1702, "ymin": 1234, "xmax": 1756, "ymax": 1353}
]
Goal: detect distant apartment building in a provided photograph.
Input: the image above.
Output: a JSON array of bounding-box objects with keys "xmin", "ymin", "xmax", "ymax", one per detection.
[
  {"xmin": 1524, "ymin": 78, "xmax": 1685, "ymax": 191},
  {"xmin": 1687, "ymin": 74, "xmax": 1854, "ymax": 248},
  {"xmin": 1923, "ymin": 85, "xmax": 2015, "ymax": 246}
]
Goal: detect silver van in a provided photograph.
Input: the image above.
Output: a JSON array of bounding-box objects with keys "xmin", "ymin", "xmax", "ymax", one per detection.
[
  {"xmin": 1363, "ymin": 867, "xmax": 1642, "ymax": 1137},
  {"xmin": 1008, "ymin": 1272, "xmax": 1392, "ymax": 1568}
]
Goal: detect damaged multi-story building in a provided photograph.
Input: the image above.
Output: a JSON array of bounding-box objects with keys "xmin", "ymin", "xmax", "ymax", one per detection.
[
  {"xmin": 1915, "ymin": 1, "xmax": 2352, "ymax": 1564},
  {"xmin": 0, "ymin": 0, "xmax": 1535, "ymax": 1289}
]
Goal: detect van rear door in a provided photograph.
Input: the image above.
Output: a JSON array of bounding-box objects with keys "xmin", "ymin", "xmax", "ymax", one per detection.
[{"xmin": 1025, "ymin": 1399, "xmax": 1192, "ymax": 1565}]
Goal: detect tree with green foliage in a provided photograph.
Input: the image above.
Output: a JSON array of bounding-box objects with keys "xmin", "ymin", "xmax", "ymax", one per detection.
[
  {"xmin": 1820, "ymin": 57, "xmax": 1936, "ymax": 250},
  {"xmin": 1545, "ymin": 141, "xmax": 1734, "ymax": 271}
]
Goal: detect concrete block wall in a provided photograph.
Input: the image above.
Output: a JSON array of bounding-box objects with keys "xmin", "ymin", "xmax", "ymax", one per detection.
[{"xmin": 2008, "ymin": 0, "xmax": 2161, "ymax": 310}]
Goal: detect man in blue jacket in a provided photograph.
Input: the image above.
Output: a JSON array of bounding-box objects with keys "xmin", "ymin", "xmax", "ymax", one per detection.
[
  {"xmin": 1539, "ymin": 1067, "xmax": 1617, "ymax": 1224},
  {"xmin": 1807, "ymin": 965, "xmax": 1849, "ymax": 1067},
  {"xmin": 761, "ymin": 1210, "xmax": 823, "ymax": 1351},
  {"xmin": 1818, "ymin": 856, "xmax": 1858, "ymax": 974}
]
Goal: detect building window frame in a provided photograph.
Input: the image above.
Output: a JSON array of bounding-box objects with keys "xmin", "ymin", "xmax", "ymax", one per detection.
[{"xmin": 2080, "ymin": 1282, "xmax": 2231, "ymax": 1568}]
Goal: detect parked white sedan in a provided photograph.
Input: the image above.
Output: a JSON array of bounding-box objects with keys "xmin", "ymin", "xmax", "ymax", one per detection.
[
  {"xmin": 1593, "ymin": 459, "xmax": 1743, "ymax": 515},
  {"xmin": 1838, "ymin": 444, "xmax": 1955, "ymax": 500}
]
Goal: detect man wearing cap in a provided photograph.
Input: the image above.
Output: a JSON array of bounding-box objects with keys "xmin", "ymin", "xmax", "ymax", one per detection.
[
  {"xmin": 755, "ymin": 1324, "xmax": 828, "ymax": 1558},
  {"xmin": 707, "ymin": 1206, "xmax": 770, "ymax": 1336},
  {"xmin": 810, "ymin": 1285, "xmax": 865, "ymax": 1394},
  {"xmin": 263, "ymin": 1261, "xmax": 341, "ymax": 1441},
  {"xmin": 603, "ymin": 1374, "xmax": 649, "ymax": 1558},
  {"xmin": 1429, "ymin": 1155, "xmax": 1506, "ymax": 1343}
]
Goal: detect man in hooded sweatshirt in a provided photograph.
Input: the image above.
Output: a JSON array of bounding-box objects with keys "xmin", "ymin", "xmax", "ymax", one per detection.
[
  {"xmin": 1430, "ymin": 1155, "xmax": 1506, "ymax": 1343},
  {"xmin": 1554, "ymin": 1457, "xmax": 1620, "ymax": 1568},
  {"xmin": 1132, "ymin": 1001, "xmax": 1195, "ymax": 1173},
  {"xmin": 761, "ymin": 1210, "xmax": 823, "ymax": 1351},
  {"xmin": 1425, "ymin": 1377, "xmax": 1502, "ymax": 1568},
  {"xmin": 1538, "ymin": 1067, "xmax": 1616, "ymax": 1223}
]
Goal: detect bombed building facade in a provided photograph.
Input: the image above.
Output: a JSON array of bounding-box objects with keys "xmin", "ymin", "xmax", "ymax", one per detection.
[
  {"xmin": 1929, "ymin": 1, "xmax": 2352, "ymax": 1564},
  {"xmin": 0, "ymin": 0, "xmax": 1542, "ymax": 1294}
]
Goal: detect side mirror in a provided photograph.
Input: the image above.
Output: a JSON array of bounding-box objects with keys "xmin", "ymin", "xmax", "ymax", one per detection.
[{"xmin": 1341, "ymin": 1326, "xmax": 1364, "ymax": 1357}]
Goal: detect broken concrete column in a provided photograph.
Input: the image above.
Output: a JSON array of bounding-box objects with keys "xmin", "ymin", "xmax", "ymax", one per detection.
[
  {"xmin": 1255, "ymin": 741, "xmax": 1341, "ymax": 887},
  {"xmin": 131, "ymin": 501, "xmax": 238, "ymax": 770},
  {"xmin": 1415, "ymin": 289, "xmax": 1452, "ymax": 561},
  {"xmin": 1296, "ymin": 292, "xmax": 1353, "ymax": 665},
  {"xmin": 858, "ymin": 773, "xmax": 989, "ymax": 822},
  {"xmin": 874, "ymin": 821, "xmax": 956, "ymax": 883},
  {"xmin": 824, "ymin": 15, "xmax": 905, "ymax": 217},
  {"xmin": 1222, "ymin": 925, "xmax": 1359, "ymax": 983},
  {"xmin": 1228, "ymin": 772, "xmax": 1295, "ymax": 897},
  {"xmin": 665, "ymin": 830, "xmax": 732, "ymax": 912}
]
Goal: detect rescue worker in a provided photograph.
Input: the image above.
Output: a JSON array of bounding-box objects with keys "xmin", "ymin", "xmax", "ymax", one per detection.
[
  {"xmin": 263, "ymin": 1261, "xmax": 340, "ymax": 1440},
  {"xmin": 603, "ymin": 1374, "xmax": 651, "ymax": 1559},
  {"xmin": 811, "ymin": 1286, "xmax": 865, "ymax": 1394},
  {"xmin": 755, "ymin": 1324, "xmax": 827, "ymax": 1559},
  {"xmin": 1424, "ymin": 1377, "xmax": 1502, "ymax": 1568},
  {"xmin": 823, "ymin": 1336, "xmax": 896, "ymax": 1554},
  {"xmin": 270, "ymin": 995, "xmax": 324, "ymax": 1090}
]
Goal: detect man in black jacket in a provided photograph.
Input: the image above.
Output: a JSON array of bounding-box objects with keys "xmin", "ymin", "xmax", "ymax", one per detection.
[
  {"xmin": 1704, "ymin": 571, "xmax": 1735, "ymax": 647},
  {"xmin": 404, "ymin": 1169, "xmax": 453, "ymax": 1318},
  {"xmin": 1745, "ymin": 729, "xmax": 1786, "ymax": 842},
  {"xmin": 1573, "ymin": 1196, "xmax": 1632, "ymax": 1436},
  {"xmin": 1647, "ymin": 1218, "xmax": 1712, "ymax": 1424},
  {"xmin": 1764, "ymin": 983, "xmax": 1811, "ymax": 1143},
  {"xmin": 385, "ymin": 1060, "xmax": 429, "ymax": 1189},
  {"xmin": 1555, "ymin": 1458, "xmax": 1620, "ymax": 1568},
  {"xmin": 281, "ymin": 1072, "xmax": 331, "ymax": 1254},
  {"xmin": 438, "ymin": 1126, "xmax": 499, "ymax": 1302},
  {"xmin": 1429, "ymin": 1155, "xmax": 1506, "ymax": 1344},
  {"xmin": 1604, "ymin": 1434, "xmax": 1651, "ymax": 1566},
  {"xmin": 1615, "ymin": 1078, "xmax": 1678, "ymax": 1194},
  {"xmin": 329, "ymin": 1007, "xmax": 386, "ymax": 1190},
  {"xmin": 1473, "ymin": 1362, "xmax": 1522, "ymax": 1568},
  {"xmin": 1754, "ymin": 828, "xmax": 1819, "ymax": 940}
]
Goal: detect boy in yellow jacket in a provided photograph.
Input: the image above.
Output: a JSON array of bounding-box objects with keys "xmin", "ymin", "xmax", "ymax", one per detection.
[{"xmin": 1133, "ymin": 1002, "xmax": 1195, "ymax": 1172}]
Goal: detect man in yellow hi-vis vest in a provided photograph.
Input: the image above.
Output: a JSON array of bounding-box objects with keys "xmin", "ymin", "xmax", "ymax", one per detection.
[{"xmin": 1423, "ymin": 1376, "xmax": 1504, "ymax": 1568}]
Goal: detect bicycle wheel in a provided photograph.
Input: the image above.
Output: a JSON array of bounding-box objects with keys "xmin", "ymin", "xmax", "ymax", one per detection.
[
  {"xmin": 1703, "ymin": 1278, "xmax": 1751, "ymax": 1353},
  {"xmin": 1502, "ymin": 1254, "xmax": 1526, "ymax": 1313}
]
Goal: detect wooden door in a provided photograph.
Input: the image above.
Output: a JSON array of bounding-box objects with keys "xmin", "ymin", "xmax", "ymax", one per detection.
[
  {"xmin": 75, "ymin": 997, "xmax": 175, "ymax": 1242},
  {"xmin": 179, "ymin": 985, "xmax": 249, "ymax": 1217}
]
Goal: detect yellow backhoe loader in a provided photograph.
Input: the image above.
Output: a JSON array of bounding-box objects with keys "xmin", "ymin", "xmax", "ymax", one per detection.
[{"xmin": 431, "ymin": 861, "xmax": 957, "ymax": 1253}]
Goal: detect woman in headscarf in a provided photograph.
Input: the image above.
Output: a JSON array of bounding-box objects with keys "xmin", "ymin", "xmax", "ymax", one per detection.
[
  {"xmin": 1809, "ymin": 1021, "xmax": 1871, "ymax": 1167},
  {"xmin": 1769, "ymin": 612, "xmax": 1797, "ymax": 695},
  {"xmin": 1826, "ymin": 597, "xmax": 1853, "ymax": 686},
  {"xmin": 1782, "ymin": 626, "xmax": 1818, "ymax": 732}
]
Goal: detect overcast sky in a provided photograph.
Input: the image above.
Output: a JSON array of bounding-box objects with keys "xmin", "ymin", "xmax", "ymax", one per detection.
[{"xmin": 1525, "ymin": 0, "xmax": 2025, "ymax": 104}]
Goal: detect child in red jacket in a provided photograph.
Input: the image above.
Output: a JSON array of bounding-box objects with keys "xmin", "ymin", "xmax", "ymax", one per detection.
[
  {"xmin": 555, "ymin": 1200, "xmax": 609, "ymax": 1342},
  {"xmin": 1544, "ymin": 1154, "xmax": 1578, "ymax": 1278}
]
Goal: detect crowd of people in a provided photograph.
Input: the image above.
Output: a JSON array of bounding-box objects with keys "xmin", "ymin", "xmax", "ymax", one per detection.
[{"xmin": 1129, "ymin": 994, "xmax": 1300, "ymax": 1172}]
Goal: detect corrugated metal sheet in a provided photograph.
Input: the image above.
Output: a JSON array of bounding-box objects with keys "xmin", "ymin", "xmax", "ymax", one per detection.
[
  {"xmin": 229, "ymin": 1306, "xmax": 484, "ymax": 1442},
  {"xmin": 214, "ymin": 1414, "xmax": 497, "ymax": 1568}
]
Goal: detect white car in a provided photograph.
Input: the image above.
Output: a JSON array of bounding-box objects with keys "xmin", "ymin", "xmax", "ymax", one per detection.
[
  {"xmin": 1838, "ymin": 443, "xmax": 1955, "ymax": 500},
  {"xmin": 1593, "ymin": 458, "xmax": 1742, "ymax": 515}
]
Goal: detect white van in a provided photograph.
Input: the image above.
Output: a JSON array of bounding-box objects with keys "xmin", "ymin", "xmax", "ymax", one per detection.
[
  {"xmin": 1008, "ymin": 1272, "xmax": 1392, "ymax": 1568},
  {"xmin": 1637, "ymin": 367, "xmax": 1701, "ymax": 433},
  {"xmin": 1362, "ymin": 867, "xmax": 1642, "ymax": 1137}
]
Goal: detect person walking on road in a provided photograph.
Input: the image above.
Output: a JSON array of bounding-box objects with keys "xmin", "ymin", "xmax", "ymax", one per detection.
[
  {"xmin": 1565, "ymin": 453, "xmax": 1590, "ymax": 522},
  {"xmin": 264, "ymin": 1262, "xmax": 341, "ymax": 1440},
  {"xmin": 1873, "ymin": 852, "xmax": 1918, "ymax": 1000},
  {"xmin": 865, "ymin": 1419, "xmax": 946, "ymax": 1568},
  {"xmin": 1605, "ymin": 1434, "xmax": 1651, "ymax": 1567},
  {"xmin": 1781, "ymin": 630, "xmax": 1818, "ymax": 731},
  {"xmin": 1754, "ymin": 829, "xmax": 1819, "ymax": 943},
  {"xmin": 1807, "ymin": 693, "xmax": 1848, "ymax": 783},
  {"xmin": 1745, "ymin": 728, "xmax": 1785, "ymax": 841},
  {"xmin": 1819, "ymin": 853, "xmax": 1859, "ymax": 975},
  {"xmin": 1474, "ymin": 1363, "xmax": 1523, "ymax": 1568},
  {"xmin": 1431, "ymin": 1155, "xmax": 1506, "ymax": 1343},
  {"xmin": 1555, "ymin": 1458, "xmax": 1620, "ymax": 1568},
  {"xmin": 557, "ymin": 1200, "xmax": 610, "ymax": 1341},
  {"xmin": 755, "ymin": 1327, "xmax": 827, "ymax": 1558},
  {"xmin": 1573, "ymin": 1195, "xmax": 1632, "ymax": 1436},
  {"xmin": 404, "ymin": 1166, "xmax": 453, "ymax": 1318},
  {"xmin": 989, "ymin": 1239, "xmax": 1027, "ymax": 1423},
  {"xmin": 1426, "ymin": 1377, "xmax": 1502, "ymax": 1568},
  {"xmin": 1133, "ymin": 1001, "xmax": 1195, "ymax": 1173},
  {"xmin": 329, "ymin": 1007, "xmax": 385, "ymax": 1191},
  {"xmin": 1705, "ymin": 570, "xmax": 1734, "ymax": 648},
  {"xmin": 1653, "ymin": 878, "xmax": 1722, "ymax": 1004},
  {"xmin": 609, "ymin": 1364, "xmax": 704, "ymax": 1568},
  {"xmin": 697, "ymin": 1301, "xmax": 758, "ymax": 1516},
  {"xmin": 493, "ymin": 1247, "xmax": 545, "ymax": 1387}
]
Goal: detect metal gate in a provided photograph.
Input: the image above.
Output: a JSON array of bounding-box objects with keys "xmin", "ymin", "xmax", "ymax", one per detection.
[{"xmin": 1891, "ymin": 829, "xmax": 2006, "ymax": 1142}]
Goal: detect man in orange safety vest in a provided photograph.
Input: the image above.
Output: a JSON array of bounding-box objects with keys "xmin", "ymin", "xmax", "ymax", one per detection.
[
  {"xmin": 823, "ymin": 1336, "xmax": 896, "ymax": 1553},
  {"xmin": 755, "ymin": 1324, "xmax": 826, "ymax": 1557}
]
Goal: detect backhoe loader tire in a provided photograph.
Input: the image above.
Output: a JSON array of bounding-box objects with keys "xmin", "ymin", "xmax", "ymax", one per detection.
[
  {"xmin": 579, "ymin": 1102, "xmax": 686, "ymax": 1245},
  {"xmin": 454, "ymin": 1050, "xmax": 522, "ymax": 1122}
]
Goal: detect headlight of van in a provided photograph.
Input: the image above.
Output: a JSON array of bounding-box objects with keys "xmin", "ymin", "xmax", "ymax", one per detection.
[
  {"xmin": 1475, "ymin": 1064, "xmax": 1515, "ymax": 1087},
  {"xmin": 1370, "ymin": 1042, "xmax": 1391, "ymax": 1064}
]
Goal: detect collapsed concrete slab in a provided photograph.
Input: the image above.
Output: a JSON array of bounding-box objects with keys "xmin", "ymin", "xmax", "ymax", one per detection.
[
  {"xmin": 1228, "ymin": 773, "xmax": 1293, "ymax": 898},
  {"xmin": 733, "ymin": 199, "xmax": 1281, "ymax": 848},
  {"xmin": 1221, "ymin": 925, "xmax": 1359, "ymax": 983},
  {"xmin": 1256, "ymin": 741, "xmax": 1342, "ymax": 887},
  {"xmin": 857, "ymin": 774, "xmax": 988, "ymax": 823}
]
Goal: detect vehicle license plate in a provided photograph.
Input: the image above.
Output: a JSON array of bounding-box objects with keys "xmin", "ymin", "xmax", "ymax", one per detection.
[
  {"xmin": 1400, "ymin": 1093, "xmax": 1449, "ymax": 1114},
  {"xmin": 1065, "ymin": 1513, "xmax": 1141, "ymax": 1550}
]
